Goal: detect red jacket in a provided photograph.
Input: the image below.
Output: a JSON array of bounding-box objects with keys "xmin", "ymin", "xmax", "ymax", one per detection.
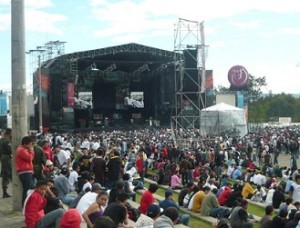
[
  {"xmin": 218, "ymin": 187, "xmax": 232, "ymax": 206},
  {"xmin": 25, "ymin": 190, "xmax": 47, "ymax": 228},
  {"xmin": 15, "ymin": 145, "xmax": 35, "ymax": 174},
  {"xmin": 136, "ymin": 158, "xmax": 144, "ymax": 173},
  {"xmin": 140, "ymin": 190, "xmax": 155, "ymax": 214}
]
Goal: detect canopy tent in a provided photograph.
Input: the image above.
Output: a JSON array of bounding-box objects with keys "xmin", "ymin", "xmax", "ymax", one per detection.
[{"xmin": 200, "ymin": 102, "xmax": 248, "ymax": 137}]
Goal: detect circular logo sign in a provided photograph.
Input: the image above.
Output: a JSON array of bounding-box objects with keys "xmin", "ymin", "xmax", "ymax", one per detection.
[{"xmin": 228, "ymin": 65, "xmax": 249, "ymax": 88}]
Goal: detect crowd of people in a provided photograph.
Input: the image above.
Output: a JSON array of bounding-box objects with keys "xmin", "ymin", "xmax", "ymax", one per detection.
[{"xmin": 0, "ymin": 125, "xmax": 300, "ymax": 228}]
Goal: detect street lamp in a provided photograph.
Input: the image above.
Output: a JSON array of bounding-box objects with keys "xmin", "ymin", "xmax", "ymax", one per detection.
[{"xmin": 27, "ymin": 48, "xmax": 45, "ymax": 132}]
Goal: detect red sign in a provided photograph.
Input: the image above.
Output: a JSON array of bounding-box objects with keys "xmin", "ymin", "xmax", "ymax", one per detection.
[
  {"xmin": 228, "ymin": 65, "xmax": 249, "ymax": 88},
  {"xmin": 67, "ymin": 83, "xmax": 75, "ymax": 106}
]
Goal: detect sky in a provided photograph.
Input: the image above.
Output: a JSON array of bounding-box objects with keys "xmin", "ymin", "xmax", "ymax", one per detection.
[{"xmin": 1, "ymin": 0, "xmax": 300, "ymax": 94}]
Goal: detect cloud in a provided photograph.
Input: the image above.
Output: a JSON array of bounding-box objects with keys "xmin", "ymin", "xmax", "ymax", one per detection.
[
  {"xmin": 26, "ymin": 9, "xmax": 67, "ymax": 35},
  {"xmin": 0, "ymin": 0, "xmax": 67, "ymax": 35},
  {"xmin": 229, "ymin": 20, "xmax": 261, "ymax": 30},
  {"xmin": 251, "ymin": 62, "xmax": 300, "ymax": 94}
]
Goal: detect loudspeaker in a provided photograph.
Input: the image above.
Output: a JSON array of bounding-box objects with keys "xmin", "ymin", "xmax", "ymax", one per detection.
[{"xmin": 51, "ymin": 75, "xmax": 62, "ymax": 111}]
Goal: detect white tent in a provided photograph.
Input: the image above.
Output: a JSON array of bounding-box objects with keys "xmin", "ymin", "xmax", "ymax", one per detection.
[{"xmin": 200, "ymin": 102, "xmax": 248, "ymax": 137}]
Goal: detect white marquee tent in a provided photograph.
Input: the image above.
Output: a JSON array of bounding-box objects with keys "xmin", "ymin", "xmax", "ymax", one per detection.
[{"xmin": 200, "ymin": 102, "xmax": 248, "ymax": 137}]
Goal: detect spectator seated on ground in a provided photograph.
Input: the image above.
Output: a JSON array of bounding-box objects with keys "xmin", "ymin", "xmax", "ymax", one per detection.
[
  {"xmin": 201, "ymin": 188, "xmax": 230, "ymax": 219},
  {"xmin": 218, "ymin": 184, "xmax": 232, "ymax": 206},
  {"xmin": 250, "ymin": 185, "xmax": 266, "ymax": 203},
  {"xmin": 103, "ymin": 202, "xmax": 129, "ymax": 228},
  {"xmin": 272, "ymin": 185, "xmax": 285, "ymax": 209},
  {"xmin": 178, "ymin": 182, "xmax": 195, "ymax": 207},
  {"xmin": 140, "ymin": 183, "xmax": 158, "ymax": 214},
  {"xmin": 229, "ymin": 199, "xmax": 254, "ymax": 228},
  {"xmin": 54, "ymin": 167, "xmax": 76, "ymax": 206},
  {"xmin": 231, "ymin": 166, "xmax": 242, "ymax": 180},
  {"xmin": 192, "ymin": 186, "xmax": 210, "ymax": 213},
  {"xmin": 259, "ymin": 205, "xmax": 274, "ymax": 228},
  {"xmin": 76, "ymin": 183, "xmax": 105, "ymax": 215},
  {"xmin": 59, "ymin": 208, "xmax": 82, "ymax": 228},
  {"xmin": 242, "ymin": 181, "xmax": 256, "ymax": 199},
  {"xmin": 24, "ymin": 179, "xmax": 64, "ymax": 228},
  {"xmin": 135, "ymin": 204, "xmax": 162, "ymax": 228},
  {"xmin": 153, "ymin": 206, "xmax": 179, "ymax": 228},
  {"xmin": 82, "ymin": 191, "xmax": 109, "ymax": 228},
  {"xmin": 270, "ymin": 208, "xmax": 288, "ymax": 228},
  {"xmin": 159, "ymin": 189, "xmax": 190, "ymax": 226},
  {"xmin": 93, "ymin": 216, "xmax": 116, "ymax": 228},
  {"xmin": 170, "ymin": 170, "xmax": 183, "ymax": 190}
]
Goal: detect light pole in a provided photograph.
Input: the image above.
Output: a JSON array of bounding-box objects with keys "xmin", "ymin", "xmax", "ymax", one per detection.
[
  {"xmin": 38, "ymin": 53, "xmax": 43, "ymax": 133},
  {"xmin": 28, "ymin": 48, "xmax": 45, "ymax": 132}
]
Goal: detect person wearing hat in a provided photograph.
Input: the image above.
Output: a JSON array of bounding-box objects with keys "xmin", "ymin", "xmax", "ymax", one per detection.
[
  {"xmin": 159, "ymin": 189, "xmax": 190, "ymax": 226},
  {"xmin": 24, "ymin": 179, "xmax": 64, "ymax": 228},
  {"xmin": 43, "ymin": 159, "xmax": 55, "ymax": 180},
  {"xmin": 59, "ymin": 208, "xmax": 82, "ymax": 228},
  {"xmin": 135, "ymin": 204, "xmax": 162, "ymax": 227}
]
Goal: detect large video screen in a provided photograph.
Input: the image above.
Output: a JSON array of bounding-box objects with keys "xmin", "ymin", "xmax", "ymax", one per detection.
[{"xmin": 124, "ymin": 91, "xmax": 144, "ymax": 108}]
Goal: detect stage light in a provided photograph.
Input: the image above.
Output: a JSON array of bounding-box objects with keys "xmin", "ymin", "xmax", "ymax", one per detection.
[{"xmin": 90, "ymin": 62, "xmax": 99, "ymax": 71}]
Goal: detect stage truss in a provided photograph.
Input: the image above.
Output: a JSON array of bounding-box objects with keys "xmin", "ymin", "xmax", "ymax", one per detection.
[{"xmin": 171, "ymin": 18, "xmax": 208, "ymax": 144}]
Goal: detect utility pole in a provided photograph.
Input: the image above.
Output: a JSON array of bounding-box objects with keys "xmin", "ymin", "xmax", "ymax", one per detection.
[{"xmin": 11, "ymin": 0, "xmax": 27, "ymax": 211}]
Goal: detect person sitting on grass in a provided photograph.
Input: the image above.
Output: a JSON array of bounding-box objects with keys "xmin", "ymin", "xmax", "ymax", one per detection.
[
  {"xmin": 170, "ymin": 170, "xmax": 183, "ymax": 190},
  {"xmin": 159, "ymin": 189, "xmax": 190, "ymax": 226},
  {"xmin": 140, "ymin": 183, "xmax": 158, "ymax": 214},
  {"xmin": 135, "ymin": 204, "xmax": 162, "ymax": 228},
  {"xmin": 259, "ymin": 205, "xmax": 274, "ymax": 228},
  {"xmin": 154, "ymin": 207, "xmax": 179, "ymax": 228}
]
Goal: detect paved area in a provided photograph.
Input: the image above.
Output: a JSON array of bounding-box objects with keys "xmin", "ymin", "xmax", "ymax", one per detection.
[{"xmin": 0, "ymin": 153, "xmax": 298, "ymax": 227}]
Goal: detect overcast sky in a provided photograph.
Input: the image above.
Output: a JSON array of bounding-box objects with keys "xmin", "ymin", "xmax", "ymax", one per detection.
[{"xmin": 1, "ymin": 0, "xmax": 300, "ymax": 94}]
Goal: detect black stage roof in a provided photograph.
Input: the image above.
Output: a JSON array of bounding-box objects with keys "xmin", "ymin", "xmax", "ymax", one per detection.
[{"xmin": 44, "ymin": 43, "xmax": 176, "ymax": 73}]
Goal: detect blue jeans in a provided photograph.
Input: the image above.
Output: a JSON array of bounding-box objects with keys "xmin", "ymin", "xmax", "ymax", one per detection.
[
  {"xmin": 62, "ymin": 194, "xmax": 76, "ymax": 206},
  {"xmin": 178, "ymin": 214, "xmax": 190, "ymax": 226},
  {"xmin": 210, "ymin": 207, "xmax": 227, "ymax": 218},
  {"xmin": 35, "ymin": 208, "xmax": 64, "ymax": 228},
  {"xmin": 18, "ymin": 172, "xmax": 34, "ymax": 206}
]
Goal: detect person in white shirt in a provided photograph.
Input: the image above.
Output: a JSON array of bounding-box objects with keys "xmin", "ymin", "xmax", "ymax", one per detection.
[
  {"xmin": 290, "ymin": 175, "xmax": 300, "ymax": 203},
  {"xmin": 68, "ymin": 163, "xmax": 80, "ymax": 190},
  {"xmin": 54, "ymin": 145, "xmax": 71, "ymax": 168},
  {"xmin": 76, "ymin": 183, "xmax": 105, "ymax": 215}
]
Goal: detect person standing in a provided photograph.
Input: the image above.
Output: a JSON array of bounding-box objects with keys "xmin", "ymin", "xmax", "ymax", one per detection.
[
  {"xmin": 32, "ymin": 136, "xmax": 47, "ymax": 181},
  {"xmin": 0, "ymin": 128, "xmax": 12, "ymax": 198},
  {"xmin": 91, "ymin": 148, "xmax": 106, "ymax": 186},
  {"xmin": 15, "ymin": 136, "xmax": 35, "ymax": 206},
  {"xmin": 106, "ymin": 149, "xmax": 121, "ymax": 189}
]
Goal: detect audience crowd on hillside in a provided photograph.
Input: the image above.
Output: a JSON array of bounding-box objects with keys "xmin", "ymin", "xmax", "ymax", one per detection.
[{"xmin": 0, "ymin": 125, "xmax": 300, "ymax": 228}]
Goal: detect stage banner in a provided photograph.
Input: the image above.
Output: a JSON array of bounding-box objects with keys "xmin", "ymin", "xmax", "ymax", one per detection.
[
  {"xmin": 236, "ymin": 91, "xmax": 244, "ymax": 108},
  {"xmin": 67, "ymin": 83, "xmax": 75, "ymax": 107}
]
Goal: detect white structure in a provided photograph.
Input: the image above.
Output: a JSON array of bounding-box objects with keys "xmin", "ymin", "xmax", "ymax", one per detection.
[{"xmin": 200, "ymin": 102, "xmax": 248, "ymax": 137}]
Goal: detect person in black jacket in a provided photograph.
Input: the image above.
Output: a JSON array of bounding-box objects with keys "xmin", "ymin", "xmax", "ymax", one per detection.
[
  {"xmin": 272, "ymin": 185, "xmax": 285, "ymax": 209},
  {"xmin": 106, "ymin": 150, "xmax": 122, "ymax": 189},
  {"xmin": 226, "ymin": 184, "xmax": 243, "ymax": 208}
]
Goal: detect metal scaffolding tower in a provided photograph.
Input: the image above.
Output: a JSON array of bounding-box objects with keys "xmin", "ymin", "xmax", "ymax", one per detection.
[{"xmin": 172, "ymin": 18, "xmax": 208, "ymax": 136}]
